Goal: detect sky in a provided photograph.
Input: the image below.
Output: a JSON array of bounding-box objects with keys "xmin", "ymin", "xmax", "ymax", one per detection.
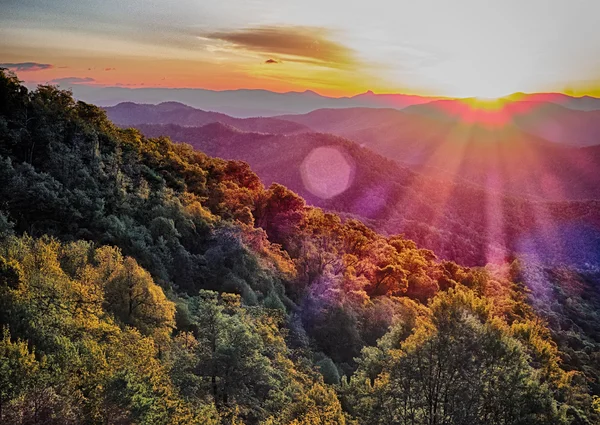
[{"xmin": 1, "ymin": 0, "xmax": 600, "ymax": 97}]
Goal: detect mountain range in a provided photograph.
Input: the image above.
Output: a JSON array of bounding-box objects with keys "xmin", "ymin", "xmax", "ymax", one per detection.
[
  {"xmin": 66, "ymin": 84, "xmax": 600, "ymax": 117},
  {"xmin": 105, "ymin": 101, "xmax": 310, "ymax": 134},
  {"xmin": 105, "ymin": 99, "xmax": 600, "ymax": 267},
  {"xmin": 278, "ymin": 104, "xmax": 600, "ymax": 200},
  {"xmin": 125, "ymin": 123, "xmax": 600, "ymax": 267},
  {"xmin": 106, "ymin": 100, "xmax": 600, "ymax": 201}
]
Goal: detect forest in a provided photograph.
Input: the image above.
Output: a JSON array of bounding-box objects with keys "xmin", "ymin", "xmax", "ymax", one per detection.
[{"xmin": 1, "ymin": 68, "xmax": 599, "ymax": 424}]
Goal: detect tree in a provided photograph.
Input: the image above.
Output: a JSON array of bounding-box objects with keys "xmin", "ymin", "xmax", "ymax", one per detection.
[
  {"xmin": 352, "ymin": 287, "xmax": 566, "ymax": 425},
  {"xmin": 263, "ymin": 382, "xmax": 346, "ymax": 425},
  {"xmin": 0, "ymin": 328, "xmax": 39, "ymax": 422},
  {"xmin": 255, "ymin": 184, "xmax": 305, "ymax": 245},
  {"xmin": 101, "ymin": 248, "xmax": 176, "ymax": 338},
  {"xmin": 189, "ymin": 291, "xmax": 285, "ymax": 423},
  {"xmin": 316, "ymin": 357, "xmax": 341, "ymax": 385}
]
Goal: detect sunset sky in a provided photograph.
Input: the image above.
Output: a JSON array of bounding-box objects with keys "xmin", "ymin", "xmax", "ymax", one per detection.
[{"xmin": 1, "ymin": 0, "xmax": 600, "ymax": 97}]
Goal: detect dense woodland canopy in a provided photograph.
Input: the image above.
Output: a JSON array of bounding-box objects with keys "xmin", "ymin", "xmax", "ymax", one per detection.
[{"xmin": 0, "ymin": 69, "xmax": 599, "ymax": 424}]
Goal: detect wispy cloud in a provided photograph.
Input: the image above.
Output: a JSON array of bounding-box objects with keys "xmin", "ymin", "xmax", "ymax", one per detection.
[
  {"xmin": 205, "ymin": 26, "xmax": 356, "ymax": 69},
  {"xmin": 0, "ymin": 62, "xmax": 54, "ymax": 71},
  {"xmin": 50, "ymin": 77, "xmax": 95, "ymax": 85}
]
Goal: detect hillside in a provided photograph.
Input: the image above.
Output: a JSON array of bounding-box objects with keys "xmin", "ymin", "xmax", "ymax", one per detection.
[
  {"xmin": 105, "ymin": 101, "xmax": 600, "ymax": 202},
  {"xmin": 134, "ymin": 123, "xmax": 600, "ymax": 268}
]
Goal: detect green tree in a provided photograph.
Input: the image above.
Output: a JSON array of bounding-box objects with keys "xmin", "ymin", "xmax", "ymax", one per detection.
[
  {"xmin": 0, "ymin": 328, "xmax": 40, "ymax": 422},
  {"xmin": 100, "ymin": 248, "xmax": 176, "ymax": 338},
  {"xmin": 316, "ymin": 357, "xmax": 341, "ymax": 385},
  {"xmin": 352, "ymin": 288, "xmax": 565, "ymax": 425}
]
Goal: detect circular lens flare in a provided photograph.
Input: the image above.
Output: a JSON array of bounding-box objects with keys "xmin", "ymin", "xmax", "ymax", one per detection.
[{"xmin": 300, "ymin": 146, "xmax": 355, "ymax": 199}]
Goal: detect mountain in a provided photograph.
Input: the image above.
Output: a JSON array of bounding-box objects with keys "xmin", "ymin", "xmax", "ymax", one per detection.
[
  {"xmin": 134, "ymin": 122, "xmax": 600, "ymax": 268},
  {"xmin": 278, "ymin": 105, "xmax": 600, "ymax": 200},
  {"xmin": 104, "ymin": 101, "xmax": 311, "ymax": 134},
  {"xmin": 106, "ymin": 101, "xmax": 600, "ymax": 202},
  {"xmin": 504, "ymin": 92, "xmax": 600, "ymax": 111},
  {"xmin": 57, "ymin": 84, "xmax": 442, "ymax": 117},
  {"xmin": 402, "ymin": 99, "xmax": 600, "ymax": 146},
  {"xmin": 281, "ymin": 100, "xmax": 600, "ymax": 148},
  {"xmin": 279, "ymin": 107, "xmax": 409, "ymax": 134},
  {"xmin": 349, "ymin": 90, "xmax": 444, "ymax": 108},
  {"xmin": 2, "ymin": 70, "xmax": 600, "ymax": 425},
  {"xmin": 50, "ymin": 82, "xmax": 600, "ymax": 118}
]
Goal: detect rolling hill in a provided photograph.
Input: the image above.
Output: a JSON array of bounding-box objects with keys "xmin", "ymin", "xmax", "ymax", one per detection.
[{"xmin": 104, "ymin": 99, "xmax": 600, "ymax": 203}]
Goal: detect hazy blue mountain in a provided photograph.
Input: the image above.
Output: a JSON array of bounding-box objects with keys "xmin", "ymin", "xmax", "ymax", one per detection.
[
  {"xmin": 56, "ymin": 85, "xmax": 442, "ymax": 116},
  {"xmin": 46, "ymin": 82, "xmax": 600, "ymax": 117},
  {"xmin": 104, "ymin": 101, "xmax": 311, "ymax": 134}
]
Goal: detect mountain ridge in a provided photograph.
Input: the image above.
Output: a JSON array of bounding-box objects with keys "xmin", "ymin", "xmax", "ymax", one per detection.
[
  {"xmin": 105, "ymin": 101, "xmax": 311, "ymax": 134},
  {"xmin": 55, "ymin": 83, "xmax": 600, "ymax": 117},
  {"xmin": 107, "ymin": 101, "xmax": 600, "ymax": 202}
]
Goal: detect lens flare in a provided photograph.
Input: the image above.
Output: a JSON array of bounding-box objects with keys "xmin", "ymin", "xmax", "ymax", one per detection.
[{"xmin": 300, "ymin": 146, "xmax": 355, "ymax": 199}]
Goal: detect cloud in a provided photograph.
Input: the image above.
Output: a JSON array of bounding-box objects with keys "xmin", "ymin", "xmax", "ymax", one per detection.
[
  {"xmin": 0, "ymin": 62, "xmax": 54, "ymax": 72},
  {"xmin": 104, "ymin": 67, "xmax": 116, "ymax": 71},
  {"xmin": 205, "ymin": 26, "xmax": 356, "ymax": 68},
  {"xmin": 50, "ymin": 77, "xmax": 96, "ymax": 85},
  {"xmin": 265, "ymin": 59, "xmax": 279, "ymax": 64}
]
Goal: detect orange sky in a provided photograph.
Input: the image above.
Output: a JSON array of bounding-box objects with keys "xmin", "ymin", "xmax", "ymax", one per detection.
[{"xmin": 2, "ymin": 0, "xmax": 600, "ymax": 98}]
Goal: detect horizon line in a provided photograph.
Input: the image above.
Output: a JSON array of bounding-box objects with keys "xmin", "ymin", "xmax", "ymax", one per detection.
[{"xmin": 22, "ymin": 80, "xmax": 600, "ymax": 101}]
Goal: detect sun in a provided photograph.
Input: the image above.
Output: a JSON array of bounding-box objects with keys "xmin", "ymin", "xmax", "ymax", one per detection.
[
  {"xmin": 444, "ymin": 81, "xmax": 517, "ymax": 99},
  {"xmin": 468, "ymin": 96, "xmax": 507, "ymax": 110},
  {"xmin": 455, "ymin": 83, "xmax": 514, "ymax": 99},
  {"xmin": 439, "ymin": 64, "xmax": 526, "ymax": 99}
]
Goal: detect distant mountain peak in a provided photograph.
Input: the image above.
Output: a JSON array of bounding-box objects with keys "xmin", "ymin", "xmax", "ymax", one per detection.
[
  {"xmin": 157, "ymin": 101, "xmax": 189, "ymax": 107},
  {"xmin": 113, "ymin": 101, "xmax": 143, "ymax": 107},
  {"xmin": 353, "ymin": 90, "xmax": 376, "ymax": 97}
]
